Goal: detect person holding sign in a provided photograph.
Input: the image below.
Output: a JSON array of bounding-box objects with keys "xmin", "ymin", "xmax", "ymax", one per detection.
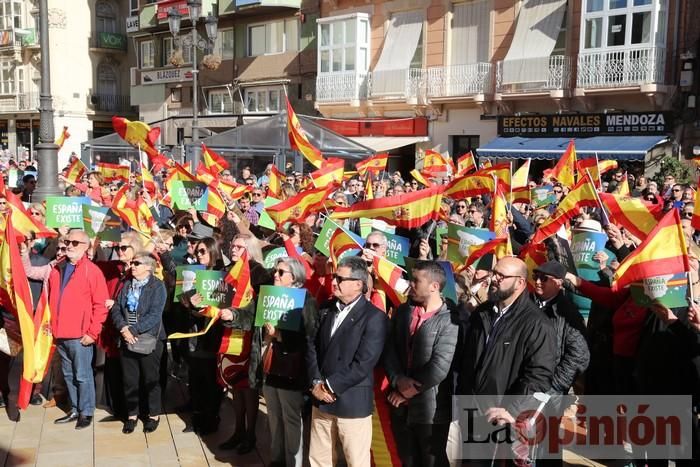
[
  {"xmin": 109, "ymin": 253, "xmax": 166, "ymax": 434},
  {"xmin": 261, "ymin": 257, "xmax": 318, "ymax": 467}
]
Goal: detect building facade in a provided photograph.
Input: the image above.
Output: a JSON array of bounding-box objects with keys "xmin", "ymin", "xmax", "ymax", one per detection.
[{"xmin": 0, "ymin": 0, "xmax": 136, "ymax": 166}]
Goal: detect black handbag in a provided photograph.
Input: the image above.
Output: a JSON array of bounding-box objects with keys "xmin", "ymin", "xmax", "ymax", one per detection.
[{"xmin": 126, "ymin": 312, "xmax": 161, "ymax": 355}]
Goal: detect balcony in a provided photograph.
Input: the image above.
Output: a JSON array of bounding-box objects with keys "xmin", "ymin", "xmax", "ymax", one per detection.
[
  {"xmin": 426, "ymin": 63, "xmax": 493, "ymax": 99},
  {"xmin": 577, "ymin": 46, "xmax": 666, "ymax": 90},
  {"xmin": 88, "ymin": 94, "xmax": 136, "ymax": 113},
  {"xmin": 496, "ymin": 55, "xmax": 572, "ymax": 95},
  {"xmin": 370, "ymin": 68, "xmax": 426, "ymax": 103},
  {"xmin": 0, "ymin": 29, "xmax": 20, "ymax": 51},
  {"xmin": 0, "ymin": 93, "xmax": 38, "ymax": 112},
  {"xmin": 90, "ymin": 32, "xmax": 127, "ymax": 52},
  {"xmin": 316, "ymin": 71, "xmax": 370, "ymax": 104}
]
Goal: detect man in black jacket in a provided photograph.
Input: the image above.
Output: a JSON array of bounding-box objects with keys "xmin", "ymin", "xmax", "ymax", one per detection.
[
  {"xmin": 306, "ymin": 256, "xmax": 388, "ymax": 467},
  {"xmin": 384, "ymin": 260, "xmax": 459, "ymax": 467},
  {"xmin": 457, "ymin": 257, "xmax": 556, "ymax": 463}
]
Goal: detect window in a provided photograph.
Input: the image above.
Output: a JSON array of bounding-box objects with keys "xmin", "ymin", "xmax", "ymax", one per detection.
[
  {"xmin": 581, "ymin": 0, "xmax": 667, "ymax": 50},
  {"xmin": 96, "ymin": 0, "xmax": 117, "ymax": 34},
  {"xmin": 247, "ymin": 19, "xmax": 300, "ymax": 56},
  {"xmin": 244, "ymin": 87, "xmax": 282, "ymax": 113},
  {"xmin": 140, "ymin": 40, "xmax": 155, "ymax": 68},
  {"xmin": 96, "ymin": 63, "xmax": 117, "ymax": 96},
  {"xmin": 318, "ymin": 14, "xmax": 370, "ymax": 74},
  {"xmin": 451, "ymin": 1, "xmax": 491, "ymax": 65},
  {"xmin": 0, "ymin": 61, "xmax": 15, "ymax": 94},
  {"xmin": 208, "ymin": 89, "xmax": 233, "ymax": 114},
  {"xmin": 171, "ymin": 88, "xmax": 181, "ymax": 103},
  {"xmin": 163, "ymin": 36, "xmax": 193, "ymax": 66},
  {"xmin": 0, "ymin": 1, "xmax": 21, "ymax": 30},
  {"xmin": 451, "ymin": 135, "xmax": 480, "ymax": 159},
  {"xmin": 214, "ymin": 28, "xmax": 234, "ymax": 60},
  {"xmin": 130, "ymin": 0, "xmax": 139, "ymax": 13}
]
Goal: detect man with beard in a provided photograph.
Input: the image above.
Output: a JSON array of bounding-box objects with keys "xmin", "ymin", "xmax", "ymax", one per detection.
[{"xmin": 456, "ymin": 257, "xmax": 556, "ymax": 465}]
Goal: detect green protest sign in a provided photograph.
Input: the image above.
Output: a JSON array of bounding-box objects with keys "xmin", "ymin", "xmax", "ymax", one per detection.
[
  {"xmin": 531, "ymin": 185, "xmax": 556, "ymax": 207},
  {"xmin": 194, "ymin": 270, "xmax": 233, "ymax": 307},
  {"xmin": 82, "ymin": 205, "xmax": 122, "ymax": 242},
  {"xmin": 45, "ymin": 196, "xmax": 90, "ymax": 228},
  {"xmin": 446, "ymin": 224, "xmax": 495, "ymax": 264},
  {"xmin": 258, "ymin": 197, "xmax": 281, "ymax": 230},
  {"xmin": 314, "ymin": 217, "xmax": 338, "ymax": 257},
  {"xmin": 255, "ymin": 285, "xmax": 306, "ymax": 331},
  {"xmin": 263, "ymin": 247, "xmax": 288, "ymax": 269},
  {"xmin": 375, "ymin": 230, "xmax": 410, "ymax": 266},
  {"xmin": 174, "ymin": 265, "xmax": 205, "ymax": 302},
  {"xmin": 170, "ymin": 181, "xmax": 208, "ymax": 210},
  {"xmin": 631, "ymin": 274, "xmax": 688, "ymax": 309}
]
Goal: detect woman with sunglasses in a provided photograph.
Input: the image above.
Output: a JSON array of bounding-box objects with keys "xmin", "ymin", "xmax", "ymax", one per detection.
[
  {"xmin": 109, "ymin": 253, "xmax": 166, "ymax": 434},
  {"xmin": 218, "ymin": 234, "xmax": 272, "ymax": 454}
]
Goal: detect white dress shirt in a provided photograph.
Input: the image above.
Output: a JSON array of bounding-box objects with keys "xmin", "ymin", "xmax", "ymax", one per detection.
[{"xmin": 330, "ymin": 295, "xmax": 362, "ymax": 337}]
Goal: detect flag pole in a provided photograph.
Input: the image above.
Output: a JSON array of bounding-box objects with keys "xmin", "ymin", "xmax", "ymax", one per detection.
[
  {"xmin": 594, "ymin": 152, "xmax": 602, "ymax": 190},
  {"xmin": 586, "ymin": 169, "xmax": 611, "ymax": 225},
  {"xmin": 689, "ymin": 272, "xmax": 695, "ymax": 303}
]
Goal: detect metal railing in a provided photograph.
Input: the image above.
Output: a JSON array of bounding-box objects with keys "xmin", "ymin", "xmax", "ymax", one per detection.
[
  {"xmin": 426, "ymin": 62, "xmax": 493, "ymax": 97},
  {"xmin": 370, "ymin": 68, "xmax": 427, "ymax": 101},
  {"xmin": 577, "ymin": 46, "xmax": 665, "ymax": 88},
  {"xmin": 89, "ymin": 94, "xmax": 135, "ymax": 112},
  {"xmin": 0, "ymin": 93, "xmax": 38, "ymax": 111},
  {"xmin": 315, "ymin": 71, "xmax": 370, "ymax": 103},
  {"xmin": 496, "ymin": 55, "xmax": 571, "ymax": 93}
]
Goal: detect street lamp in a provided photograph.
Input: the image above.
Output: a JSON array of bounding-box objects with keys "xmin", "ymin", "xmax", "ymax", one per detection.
[{"xmin": 168, "ymin": 0, "xmax": 218, "ymax": 168}]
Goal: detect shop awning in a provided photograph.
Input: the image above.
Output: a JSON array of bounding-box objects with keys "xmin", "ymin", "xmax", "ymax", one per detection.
[
  {"xmin": 477, "ymin": 135, "xmax": 668, "ymax": 161},
  {"xmin": 348, "ymin": 136, "xmax": 430, "ymax": 153}
]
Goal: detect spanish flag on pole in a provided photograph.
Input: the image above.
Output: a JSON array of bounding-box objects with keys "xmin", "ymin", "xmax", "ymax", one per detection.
[
  {"xmin": 464, "ymin": 238, "xmax": 508, "ymax": 269},
  {"xmin": 692, "ymin": 178, "xmax": 700, "ymax": 231},
  {"xmin": 543, "ymin": 140, "xmax": 576, "ymax": 189},
  {"xmin": 268, "ymin": 164, "xmax": 284, "ymax": 196},
  {"xmin": 476, "ymin": 162, "xmax": 511, "ymax": 191},
  {"xmin": 112, "ymin": 116, "xmax": 170, "ymax": 169},
  {"xmin": 225, "ymin": 251, "xmax": 254, "ymax": 308},
  {"xmin": 443, "ymin": 174, "xmax": 494, "ymax": 200},
  {"xmin": 55, "ymin": 126, "xmax": 70, "ymax": 149},
  {"xmin": 356, "ymin": 153, "xmax": 388, "ymax": 176},
  {"xmin": 286, "ymin": 97, "xmax": 324, "ymax": 168},
  {"xmin": 140, "ymin": 162, "xmax": 157, "ymax": 195},
  {"xmin": 512, "ymin": 159, "xmax": 531, "ymax": 189},
  {"xmin": 616, "ymin": 172, "xmax": 631, "ymax": 197},
  {"xmin": 201, "ymin": 143, "xmax": 229, "ymax": 173},
  {"xmin": 612, "ymin": 209, "xmax": 689, "ymax": 291},
  {"xmin": 599, "ymin": 193, "xmax": 662, "ymax": 241},
  {"xmin": 372, "ymin": 255, "xmax": 408, "ymax": 308},
  {"xmin": 456, "ymin": 151, "xmax": 477, "ymax": 176},
  {"xmin": 421, "ymin": 150, "xmax": 453, "ymax": 176},
  {"xmin": 265, "ymin": 185, "xmax": 334, "ymax": 228},
  {"xmin": 96, "ymin": 162, "xmax": 130, "ymax": 183},
  {"xmin": 329, "ymin": 227, "xmax": 363, "ymax": 268},
  {"xmin": 576, "ymin": 158, "xmax": 618, "ymax": 188},
  {"xmin": 5, "ymin": 191, "xmax": 56, "ymax": 238},
  {"xmin": 64, "ymin": 157, "xmax": 87, "ymax": 184},
  {"xmin": 332, "ymin": 185, "xmax": 444, "ymax": 229},
  {"xmin": 218, "ymin": 179, "xmax": 253, "ymax": 202},
  {"xmin": 310, "ymin": 158, "xmax": 345, "ymax": 187},
  {"xmin": 490, "ymin": 188, "xmax": 513, "ymax": 258},
  {"xmin": 410, "ymin": 169, "xmax": 432, "ymax": 188},
  {"xmin": 519, "ymin": 242, "xmax": 548, "ymax": 289}
]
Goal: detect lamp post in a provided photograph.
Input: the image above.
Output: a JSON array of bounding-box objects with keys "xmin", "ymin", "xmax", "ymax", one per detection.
[
  {"xmin": 168, "ymin": 0, "xmax": 218, "ymax": 168},
  {"xmin": 32, "ymin": 0, "xmax": 61, "ymax": 201}
]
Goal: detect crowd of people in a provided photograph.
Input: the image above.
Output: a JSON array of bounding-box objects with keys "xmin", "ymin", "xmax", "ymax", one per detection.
[{"xmin": 0, "ymin": 154, "xmax": 699, "ymax": 467}]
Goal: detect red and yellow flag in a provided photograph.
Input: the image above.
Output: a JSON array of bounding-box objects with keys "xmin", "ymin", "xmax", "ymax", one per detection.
[
  {"xmin": 544, "ymin": 140, "xmax": 576, "ymax": 189},
  {"xmin": 218, "ymin": 179, "xmax": 253, "ymax": 202},
  {"xmin": 512, "ymin": 159, "xmax": 531, "ymax": 189},
  {"xmin": 140, "ymin": 162, "xmax": 157, "ymax": 195},
  {"xmin": 112, "ymin": 116, "xmax": 170, "ymax": 169},
  {"xmin": 464, "ymin": 238, "xmax": 508, "ymax": 269},
  {"xmin": 617, "ymin": 173, "xmax": 631, "ymax": 197},
  {"xmin": 201, "ymin": 143, "xmax": 229, "ymax": 174},
  {"xmin": 612, "ymin": 209, "xmax": 689, "ymax": 291},
  {"xmin": 268, "ymin": 164, "xmax": 284, "ymax": 196},
  {"xmin": 225, "ymin": 251, "xmax": 254, "ymax": 308},
  {"xmin": 55, "ymin": 126, "xmax": 70, "ymax": 149},
  {"xmin": 265, "ymin": 185, "xmax": 333, "ymax": 227},
  {"xmin": 372, "ymin": 255, "xmax": 407, "ymax": 307},
  {"xmin": 476, "ymin": 163, "xmax": 511, "ymax": 192},
  {"xmin": 599, "ymin": 193, "xmax": 662, "ymax": 241},
  {"xmin": 286, "ymin": 97, "xmax": 324, "ymax": 168},
  {"xmin": 443, "ymin": 174, "xmax": 494, "ymax": 200},
  {"xmin": 692, "ymin": 178, "xmax": 700, "ymax": 231},
  {"xmin": 310, "ymin": 158, "xmax": 344, "ymax": 187},
  {"xmin": 364, "ymin": 176, "xmax": 374, "ymax": 200},
  {"xmin": 532, "ymin": 173, "xmax": 599, "ymax": 243},
  {"xmin": 421, "ymin": 150, "xmax": 453, "ymax": 176},
  {"xmin": 204, "ymin": 187, "xmax": 226, "ymax": 225},
  {"xmin": 332, "ymin": 185, "xmax": 445, "ymax": 229},
  {"xmin": 410, "ymin": 169, "xmax": 432, "ymax": 188},
  {"xmin": 576, "ymin": 158, "xmax": 618, "ymax": 188},
  {"xmin": 329, "ymin": 227, "xmax": 362, "ymax": 268},
  {"xmin": 456, "ymin": 152, "xmax": 477, "ymax": 176},
  {"xmin": 6, "ymin": 192, "xmax": 56, "ymax": 238},
  {"xmin": 356, "ymin": 153, "xmax": 388, "ymax": 176},
  {"xmin": 64, "ymin": 157, "xmax": 87, "ymax": 184},
  {"xmin": 96, "ymin": 162, "xmax": 130, "ymax": 183},
  {"xmin": 519, "ymin": 242, "xmax": 548, "ymax": 289},
  {"xmin": 490, "ymin": 188, "xmax": 513, "ymax": 258}
]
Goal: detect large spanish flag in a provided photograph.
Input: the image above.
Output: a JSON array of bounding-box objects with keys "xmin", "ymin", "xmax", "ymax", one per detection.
[
  {"xmin": 310, "ymin": 158, "xmax": 345, "ymax": 187},
  {"xmin": 265, "ymin": 185, "xmax": 334, "ymax": 227},
  {"xmin": 612, "ymin": 209, "xmax": 689, "ymax": 291},
  {"xmin": 201, "ymin": 143, "xmax": 229, "ymax": 174},
  {"xmin": 286, "ymin": 97, "xmax": 324, "ymax": 168},
  {"xmin": 356, "ymin": 153, "xmax": 388, "ymax": 176},
  {"xmin": 443, "ymin": 174, "xmax": 494, "ymax": 200},
  {"xmin": 224, "ymin": 251, "xmax": 254, "ymax": 308},
  {"xmin": 532, "ymin": 173, "xmax": 599, "ymax": 243},
  {"xmin": 544, "ymin": 140, "xmax": 576, "ymax": 189},
  {"xmin": 600, "ymin": 193, "xmax": 662, "ymax": 241},
  {"xmin": 332, "ymin": 185, "xmax": 445, "ymax": 229},
  {"xmin": 6, "ymin": 191, "xmax": 56, "ymax": 238},
  {"xmin": 96, "ymin": 162, "xmax": 130, "ymax": 183},
  {"xmin": 456, "ymin": 151, "xmax": 477, "ymax": 176}
]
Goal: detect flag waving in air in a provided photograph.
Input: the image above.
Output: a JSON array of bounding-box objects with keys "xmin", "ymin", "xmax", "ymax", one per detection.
[
  {"xmin": 544, "ymin": 140, "xmax": 576, "ymax": 189},
  {"xmin": 55, "ymin": 126, "xmax": 70, "ymax": 149},
  {"xmin": 112, "ymin": 116, "xmax": 170, "ymax": 170},
  {"xmin": 201, "ymin": 143, "xmax": 230, "ymax": 174},
  {"xmin": 265, "ymin": 185, "xmax": 334, "ymax": 228},
  {"xmin": 512, "ymin": 159, "xmax": 531, "ymax": 189},
  {"xmin": 286, "ymin": 97, "xmax": 324, "ymax": 168},
  {"xmin": 356, "ymin": 153, "xmax": 388, "ymax": 176},
  {"xmin": 456, "ymin": 152, "xmax": 477, "ymax": 176},
  {"xmin": 225, "ymin": 250, "xmax": 254, "ymax": 308},
  {"xmin": 64, "ymin": 157, "xmax": 87, "ymax": 184}
]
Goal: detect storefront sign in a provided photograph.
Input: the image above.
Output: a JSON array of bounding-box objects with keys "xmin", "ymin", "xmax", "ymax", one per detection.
[
  {"xmin": 126, "ymin": 15, "xmax": 140, "ymax": 33},
  {"xmin": 141, "ymin": 67, "xmax": 193, "ymax": 85},
  {"xmin": 316, "ymin": 117, "xmax": 429, "ymax": 137},
  {"xmin": 497, "ymin": 112, "xmax": 671, "ymax": 137},
  {"xmin": 156, "ymin": 0, "xmax": 189, "ymax": 20}
]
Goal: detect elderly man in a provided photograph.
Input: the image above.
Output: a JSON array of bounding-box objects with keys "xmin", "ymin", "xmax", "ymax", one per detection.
[
  {"xmin": 384, "ymin": 261, "xmax": 458, "ymax": 467},
  {"xmin": 306, "ymin": 256, "xmax": 388, "ymax": 466},
  {"xmin": 48, "ymin": 229, "xmax": 109, "ymax": 429}
]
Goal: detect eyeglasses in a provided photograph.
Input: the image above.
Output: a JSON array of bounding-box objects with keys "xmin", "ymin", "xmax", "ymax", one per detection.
[
  {"xmin": 117, "ymin": 245, "xmax": 133, "ymax": 252},
  {"xmin": 196, "ymin": 248, "xmax": 208, "ymax": 256},
  {"xmin": 273, "ymin": 268, "xmax": 291, "ymax": 276},
  {"xmin": 231, "ymin": 244, "xmax": 246, "ymax": 250},
  {"xmin": 110, "ymin": 187, "xmax": 119, "ymax": 192},
  {"xmin": 333, "ymin": 274, "xmax": 361, "ymax": 284},
  {"xmin": 683, "ymin": 211, "xmax": 694, "ymax": 219},
  {"xmin": 457, "ymin": 205, "xmax": 467, "ymax": 210},
  {"xmin": 0, "ymin": 201, "xmax": 7, "ymax": 205},
  {"xmin": 64, "ymin": 240, "xmax": 86, "ymax": 248},
  {"xmin": 253, "ymin": 192, "xmax": 263, "ymax": 197},
  {"xmin": 58, "ymin": 246, "xmax": 67, "ymax": 253},
  {"xmin": 491, "ymin": 271, "xmax": 522, "ymax": 282},
  {"xmin": 130, "ymin": 261, "xmax": 143, "ymax": 267},
  {"xmin": 673, "ymin": 189, "xmax": 682, "ymax": 192},
  {"xmin": 533, "ymin": 273, "xmax": 552, "ymax": 283},
  {"xmin": 246, "ymin": 182, "xmax": 254, "ymax": 186},
  {"xmin": 366, "ymin": 242, "xmax": 385, "ymax": 249},
  {"xmin": 553, "ymin": 189, "xmax": 563, "ymax": 194},
  {"xmin": 411, "ymin": 182, "xmax": 418, "ymax": 186}
]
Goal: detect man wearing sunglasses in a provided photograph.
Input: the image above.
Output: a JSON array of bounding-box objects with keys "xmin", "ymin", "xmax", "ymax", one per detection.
[
  {"xmin": 307, "ymin": 256, "xmax": 387, "ymax": 467},
  {"xmin": 47, "ymin": 229, "xmax": 109, "ymax": 429}
]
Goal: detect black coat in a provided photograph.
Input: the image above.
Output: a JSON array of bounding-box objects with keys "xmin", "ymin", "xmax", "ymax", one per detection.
[
  {"xmin": 383, "ymin": 301, "xmax": 459, "ymax": 424},
  {"xmin": 306, "ymin": 295, "xmax": 387, "ymax": 418},
  {"xmin": 110, "ymin": 275, "xmax": 167, "ymax": 341},
  {"xmin": 457, "ymin": 290, "xmax": 556, "ymax": 412}
]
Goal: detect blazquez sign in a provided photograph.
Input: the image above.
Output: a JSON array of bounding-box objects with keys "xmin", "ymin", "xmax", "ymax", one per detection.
[{"xmin": 497, "ymin": 112, "xmax": 671, "ymax": 137}]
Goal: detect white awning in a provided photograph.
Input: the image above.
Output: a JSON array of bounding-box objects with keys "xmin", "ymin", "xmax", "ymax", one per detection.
[
  {"xmin": 501, "ymin": 0, "xmax": 567, "ymax": 85},
  {"xmin": 348, "ymin": 136, "xmax": 429, "ymax": 153},
  {"xmin": 372, "ymin": 11, "xmax": 424, "ymax": 96}
]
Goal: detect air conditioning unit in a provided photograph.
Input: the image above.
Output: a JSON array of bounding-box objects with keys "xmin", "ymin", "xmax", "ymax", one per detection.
[{"xmin": 130, "ymin": 67, "xmax": 138, "ymax": 86}]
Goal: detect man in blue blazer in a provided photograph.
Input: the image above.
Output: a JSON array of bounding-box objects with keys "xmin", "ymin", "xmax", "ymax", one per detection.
[{"xmin": 306, "ymin": 256, "xmax": 388, "ymax": 466}]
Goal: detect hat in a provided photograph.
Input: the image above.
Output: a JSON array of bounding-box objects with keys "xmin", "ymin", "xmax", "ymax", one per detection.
[
  {"xmin": 187, "ymin": 223, "xmax": 214, "ymax": 240},
  {"xmin": 533, "ymin": 261, "xmax": 567, "ymax": 280},
  {"xmin": 576, "ymin": 219, "xmax": 602, "ymax": 233}
]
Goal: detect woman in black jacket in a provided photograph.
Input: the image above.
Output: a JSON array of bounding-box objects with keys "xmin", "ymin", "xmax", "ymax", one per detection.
[{"xmin": 110, "ymin": 253, "xmax": 167, "ymax": 434}]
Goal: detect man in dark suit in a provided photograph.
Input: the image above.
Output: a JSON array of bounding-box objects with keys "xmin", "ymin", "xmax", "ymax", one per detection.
[{"xmin": 306, "ymin": 256, "xmax": 388, "ymax": 467}]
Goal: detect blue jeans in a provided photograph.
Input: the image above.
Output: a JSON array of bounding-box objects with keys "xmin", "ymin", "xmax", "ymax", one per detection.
[{"xmin": 56, "ymin": 339, "xmax": 95, "ymax": 416}]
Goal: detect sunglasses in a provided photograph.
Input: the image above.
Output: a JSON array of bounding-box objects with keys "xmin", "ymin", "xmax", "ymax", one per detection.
[
  {"xmin": 196, "ymin": 248, "xmax": 208, "ymax": 256},
  {"xmin": 411, "ymin": 182, "xmax": 418, "ymax": 186},
  {"xmin": 117, "ymin": 245, "xmax": 132, "ymax": 252},
  {"xmin": 457, "ymin": 205, "xmax": 467, "ymax": 209},
  {"xmin": 683, "ymin": 212, "xmax": 694, "ymax": 219},
  {"xmin": 30, "ymin": 211, "xmax": 42, "ymax": 216},
  {"xmin": 58, "ymin": 246, "xmax": 67, "ymax": 253},
  {"xmin": 64, "ymin": 240, "xmax": 86, "ymax": 247},
  {"xmin": 533, "ymin": 273, "xmax": 551, "ymax": 283},
  {"xmin": 333, "ymin": 274, "xmax": 360, "ymax": 284},
  {"xmin": 130, "ymin": 261, "xmax": 144, "ymax": 267},
  {"xmin": 110, "ymin": 187, "xmax": 119, "ymax": 192},
  {"xmin": 553, "ymin": 189, "xmax": 563, "ymax": 194},
  {"xmin": 273, "ymin": 268, "xmax": 291, "ymax": 276},
  {"xmin": 366, "ymin": 242, "xmax": 384, "ymax": 249},
  {"xmin": 253, "ymin": 192, "xmax": 263, "ymax": 197}
]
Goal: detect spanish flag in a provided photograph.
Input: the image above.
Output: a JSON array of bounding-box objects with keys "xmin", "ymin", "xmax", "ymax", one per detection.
[
  {"xmin": 205, "ymin": 186, "xmax": 227, "ymax": 221},
  {"xmin": 616, "ymin": 172, "xmax": 631, "ymax": 197},
  {"xmin": 218, "ymin": 179, "xmax": 252, "ymax": 202},
  {"xmin": 612, "ymin": 209, "xmax": 689, "ymax": 291},
  {"xmin": 332, "ymin": 185, "xmax": 445, "ymax": 229},
  {"xmin": 169, "ymin": 306, "xmax": 221, "ymax": 339},
  {"xmin": 64, "ymin": 157, "xmax": 87, "ymax": 184},
  {"xmin": 576, "ymin": 158, "xmax": 618, "ymax": 188},
  {"xmin": 225, "ymin": 251, "xmax": 254, "ymax": 308},
  {"xmin": 532, "ymin": 173, "xmax": 599, "ymax": 243},
  {"xmin": 509, "ymin": 186, "xmax": 531, "ymax": 204},
  {"xmin": 490, "ymin": 188, "xmax": 513, "ymax": 258},
  {"xmin": 310, "ymin": 158, "xmax": 345, "ymax": 187},
  {"xmin": 112, "ymin": 116, "xmax": 168, "ymax": 169},
  {"xmin": 465, "ymin": 238, "xmax": 507, "ymax": 269},
  {"xmin": 195, "ymin": 163, "xmax": 216, "ymax": 186},
  {"xmin": 444, "ymin": 174, "xmax": 494, "ymax": 200},
  {"xmin": 5, "ymin": 191, "xmax": 56, "ymax": 238},
  {"xmin": 599, "ymin": 193, "xmax": 662, "ymax": 241},
  {"xmin": 286, "ymin": 97, "xmax": 324, "ymax": 168},
  {"xmin": 96, "ymin": 162, "xmax": 130, "ymax": 183},
  {"xmin": 165, "ymin": 162, "xmax": 198, "ymax": 191},
  {"xmin": 55, "ymin": 126, "xmax": 70, "ymax": 149},
  {"xmin": 372, "ymin": 255, "xmax": 407, "ymax": 308},
  {"xmin": 365, "ymin": 175, "xmax": 374, "ymax": 200},
  {"xmin": 519, "ymin": 242, "xmax": 548, "ymax": 289},
  {"xmin": 356, "ymin": 153, "xmax": 388, "ymax": 176},
  {"xmin": 421, "ymin": 150, "xmax": 453, "ymax": 175},
  {"xmin": 410, "ymin": 169, "xmax": 432, "ymax": 187},
  {"xmin": 218, "ymin": 328, "xmax": 249, "ymax": 356},
  {"xmin": 329, "ymin": 227, "xmax": 363, "ymax": 268},
  {"xmin": 476, "ymin": 163, "xmax": 511, "ymax": 191},
  {"xmin": 265, "ymin": 185, "xmax": 334, "ymax": 228},
  {"xmin": 140, "ymin": 162, "xmax": 157, "ymax": 195},
  {"xmin": 268, "ymin": 164, "xmax": 284, "ymax": 196},
  {"xmin": 201, "ymin": 143, "xmax": 229, "ymax": 174},
  {"xmin": 692, "ymin": 177, "xmax": 700, "ymax": 231},
  {"xmin": 512, "ymin": 159, "xmax": 531, "ymax": 189},
  {"xmin": 456, "ymin": 151, "xmax": 477, "ymax": 176},
  {"xmin": 543, "ymin": 140, "xmax": 576, "ymax": 189}
]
